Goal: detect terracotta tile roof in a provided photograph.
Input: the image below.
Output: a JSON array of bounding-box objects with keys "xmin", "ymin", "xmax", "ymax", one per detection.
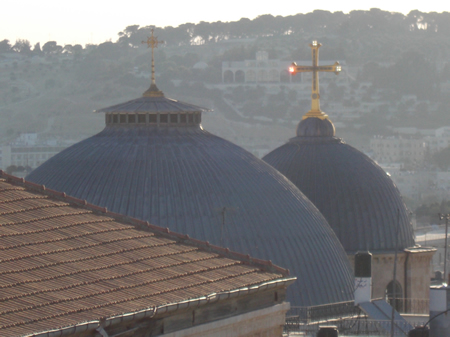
[{"xmin": 0, "ymin": 173, "xmax": 290, "ymax": 337}]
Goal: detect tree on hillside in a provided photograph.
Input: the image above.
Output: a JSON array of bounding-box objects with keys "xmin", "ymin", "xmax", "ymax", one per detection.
[
  {"xmin": 118, "ymin": 24, "xmax": 143, "ymax": 47},
  {"xmin": 42, "ymin": 41, "xmax": 63, "ymax": 55},
  {"xmin": 193, "ymin": 21, "xmax": 213, "ymax": 44},
  {"xmin": 112, "ymin": 10, "xmax": 450, "ymax": 51},
  {"xmin": 119, "ymin": 24, "xmax": 139, "ymax": 38},
  {"xmin": 160, "ymin": 26, "xmax": 189, "ymax": 46},
  {"xmin": 228, "ymin": 18, "xmax": 253, "ymax": 39},
  {"xmin": 88, "ymin": 41, "xmax": 123, "ymax": 61},
  {"xmin": 33, "ymin": 42, "xmax": 42, "ymax": 54},
  {"xmin": 63, "ymin": 44, "xmax": 74, "ymax": 54},
  {"xmin": 0, "ymin": 39, "xmax": 11, "ymax": 53},
  {"xmin": 12, "ymin": 39, "xmax": 31, "ymax": 54}
]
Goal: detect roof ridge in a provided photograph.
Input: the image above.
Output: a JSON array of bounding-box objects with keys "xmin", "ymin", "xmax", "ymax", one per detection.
[{"xmin": 0, "ymin": 171, "xmax": 289, "ymax": 276}]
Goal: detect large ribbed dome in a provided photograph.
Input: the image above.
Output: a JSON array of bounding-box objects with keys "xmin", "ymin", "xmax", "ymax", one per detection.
[
  {"xmin": 26, "ymin": 91, "xmax": 354, "ymax": 307},
  {"xmin": 263, "ymin": 117, "xmax": 415, "ymax": 253}
]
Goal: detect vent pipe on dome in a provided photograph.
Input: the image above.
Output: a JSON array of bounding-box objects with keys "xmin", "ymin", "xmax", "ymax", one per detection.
[{"xmin": 354, "ymin": 251, "xmax": 372, "ymax": 305}]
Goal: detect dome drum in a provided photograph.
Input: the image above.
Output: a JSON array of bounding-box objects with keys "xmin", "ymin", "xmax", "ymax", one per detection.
[{"xmin": 106, "ymin": 112, "xmax": 201, "ymax": 126}]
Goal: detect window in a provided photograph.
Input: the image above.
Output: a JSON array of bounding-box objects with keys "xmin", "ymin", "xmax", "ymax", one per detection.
[
  {"xmin": 160, "ymin": 114, "xmax": 168, "ymax": 123},
  {"xmin": 149, "ymin": 114, "xmax": 157, "ymax": 123},
  {"xmin": 385, "ymin": 280, "xmax": 403, "ymax": 312},
  {"xmin": 138, "ymin": 114, "xmax": 146, "ymax": 123}
]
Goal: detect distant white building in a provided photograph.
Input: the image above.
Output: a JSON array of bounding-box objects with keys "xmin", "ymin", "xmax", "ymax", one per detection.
[
  {"xmin": 370, "ymin": 135, "xmax": 426, "ymax": 166},
  {"xmin": 381, "ymin": 164, "xmax": 432, "ymax": 201},
  {"xmin": 425, "ymin": 126, "xmax": 450, "ymax": 152},
  {"xmin": 1, "ymin": 133, "xmax": 75, "ymax": 172}
]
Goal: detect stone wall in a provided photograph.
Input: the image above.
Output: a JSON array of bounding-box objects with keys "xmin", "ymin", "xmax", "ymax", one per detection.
[
  {"xmin": 161, "ymin": 302, "xmax": 290, "ymax": 337},
  {"xmin": 348, "ymin": 248, "xmax": 435, "ymax": 313}
]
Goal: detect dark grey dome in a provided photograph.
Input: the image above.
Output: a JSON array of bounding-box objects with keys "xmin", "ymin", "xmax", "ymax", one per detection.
[
  {"xmin": 263, "ymin": 118, "xmax": 415, "ymax": 253},
  {"xmin": 26, "ymin": 95, "xmax": 354, "ymax": 307}
]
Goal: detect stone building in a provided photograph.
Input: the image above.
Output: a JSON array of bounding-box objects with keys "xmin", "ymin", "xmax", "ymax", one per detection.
[
  {"xmin": 424, "ymin": 126, "xmax": 450, "ymax": 153},
  {"xmin": 370, "ymin": 135, "xmax": 426, "ymax": 166},
  {"xmin": 0, "ymin": 172, "xmax": 294, "ymax": 337},
  {"xmin": 1, "ymin": 133, "xmax": 71, "ymax": 171}
]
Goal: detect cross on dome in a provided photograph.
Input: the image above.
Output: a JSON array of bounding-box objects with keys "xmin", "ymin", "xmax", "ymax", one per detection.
[
  {"xmin": 289, "ymin": 41, "xmax": 341, "ymax": 120},
  {"xmin": 142, "ymin": 28, "xmax": 165, "ymax": 97}
]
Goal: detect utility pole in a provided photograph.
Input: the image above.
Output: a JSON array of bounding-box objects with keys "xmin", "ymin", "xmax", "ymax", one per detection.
[
  {"xmin": 390, "ymin": 209, "xmax": 400, "ymax": 337},
  {"xmin": 438, "ymin": 213, "xmax": 450, "ymax": 284}
]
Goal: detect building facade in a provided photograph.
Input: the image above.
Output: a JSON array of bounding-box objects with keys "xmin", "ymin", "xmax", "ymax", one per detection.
[{"xmin": 370, "ymin": 136, "xmax": 426, "ymax": 166}]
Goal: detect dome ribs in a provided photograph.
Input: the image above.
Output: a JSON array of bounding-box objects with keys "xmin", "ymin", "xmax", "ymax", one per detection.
[
  {"xmin": 27, "ymin": 126, "xmax": 354, "ymax": 306},
  {"xmin": 263, "ymin": 137, "xmax": 415, "ymax": 254}
]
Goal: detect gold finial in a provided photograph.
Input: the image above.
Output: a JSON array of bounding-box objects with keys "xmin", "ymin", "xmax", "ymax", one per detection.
[
  {"xmin": 142, "ymin": 28, "xmax": 165, "ymax": 97},
  {"xmin": 289, "ymin": 40, "xmax": 341, "ymax": 120}
]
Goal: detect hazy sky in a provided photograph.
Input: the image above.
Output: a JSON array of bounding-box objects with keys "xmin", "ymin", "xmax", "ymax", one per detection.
[{"xmin": 2, "ymin": 0, "xmax": 448, "ymax": 46}]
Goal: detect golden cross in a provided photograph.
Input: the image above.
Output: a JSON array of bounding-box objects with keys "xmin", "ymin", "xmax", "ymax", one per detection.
[
  {"xmin": 142, "ymin": 29, "xmax": 164, "ymax": 86},
  {"xmin": 289, "ymin": 41, "xmax": 341, "ymax": 120}
]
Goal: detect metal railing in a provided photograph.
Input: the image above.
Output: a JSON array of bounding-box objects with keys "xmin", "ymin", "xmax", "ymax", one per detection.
[
  {"xmin": 286, "ymin": 301, "xmax": 360, "ymax": 324},
  {"xmin": 284, "ymin": 299, "xmax": 428, "ymax": 336},
  {"xmin": 285, "ymin": 319, "xmax": 423, "ymax": 336},
  {"xmin": 386, "ymin": 298, "xmax": 429, "ymax": 315}
]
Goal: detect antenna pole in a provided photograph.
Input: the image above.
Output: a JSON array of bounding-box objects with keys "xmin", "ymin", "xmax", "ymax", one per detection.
[{"xmin": 439, "ymin": 213, "xmax": 450, "ymax": 284}]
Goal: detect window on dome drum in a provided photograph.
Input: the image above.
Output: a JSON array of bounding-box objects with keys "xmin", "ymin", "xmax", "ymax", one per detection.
[
  {"xmin": 113, "ymin": 114, "xmax": 118, "ymax": 124},
  {"xmin": 120, "ymin": 114, "xmax": 126, "ymax": 123},
  {"xmin": 160, "ymin": 114, "xmax": 168, "ymax": 123},
  {"xmin": 188, "ymin": 114, "xmax": 194, "ymax": 123},
  {"xmin": 128, "ymin": 114, "xmax": 136, "ymax": 123},
  {"xmin": 196, "ymin": 113, "xmax": 201, "ymax": 123},
  {"xmin": 138, "ymin": 114, "xmax": 146, "ymax": 123},
  {"xmin": 149, "ymin": 114, "xmax": 157, "ymax": 123},
  {"xmin": 180, "ymin": 114, "xmax": 187, "ymax": 123},
  {"xmin": 106, "ymin": 115, "xmax": 111, "ymax": 124},
  {"xmin": 170, "ymin": 114, "xmax": 178, "ymax": 123}
]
